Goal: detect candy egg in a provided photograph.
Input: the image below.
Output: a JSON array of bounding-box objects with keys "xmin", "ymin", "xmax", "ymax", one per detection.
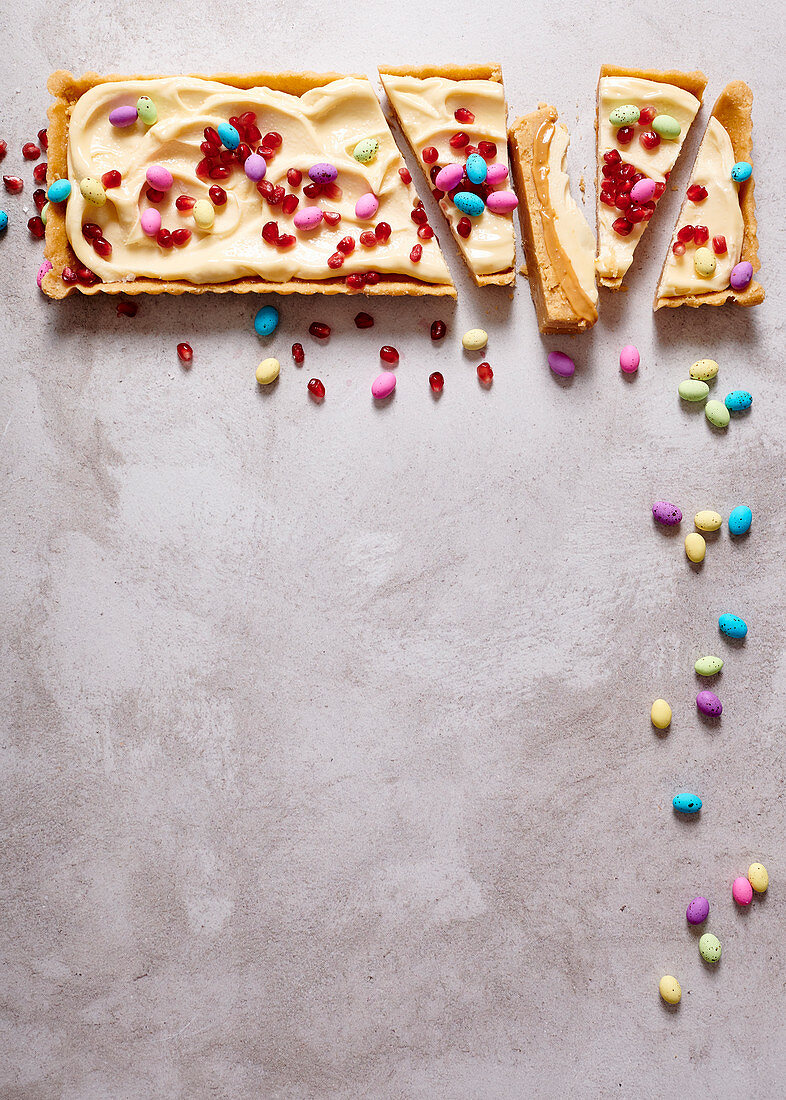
[
  {"xmin": 140, "ymin": 208, "xmax": 162, "ymax": 236},
  {"xmin": 690, "ymin": 358, "xmax": 719, "ymax": 381},
  {"xmin": 699, "ymin": 933, "xmax": 721, "ymax": 963},
  {"xmin": 485, "ymin": 164, "xmax": 509, "ymax": 185},
  {"xmin": 679, "ymin": 379, "xmax": 709, "ymax": 402},
  {"xmin": 146, "ymin": 165, "xmax": 173, "ymax": 191},
  {"xmin": 435, "ymin": 163, "xmax": 465, "ymax": 191},
  {"xmin": 372, "ymin": 371, "xmax": 397, "ymax": 399},
  {"xmin": 41, "ymin": 203, "xmax": 50, "ymax": 226},
  {"xmin": 728, "ymin": 505, "xmax": 752, "ymax": 535},
  {"xmin": 217, "ymin": 122, "xmax": 240, "ymax": 150},
  {"xmin": 748, "ymin": 862, "xmax": 768, "ymax": 893},
  {"xmin": 685, "ymin": 533, "xmax": 706, "ymax": 563},
  {"xmin": 686, "ymin": 896, "xmax": 709, "ymax": 924},
  {"xmin": 652, "ymin": 114, "xmax": 681, "ymax": 140},
  {"xmin": 705, "ymin": 400, "xmax": 730, "ymax": 428},
  {"xmin": 80, "ymin": 177, "xmax": 106, "ymax": 206},
  {"xmin": 0, "ymin": 210, "xmax": 7, "ymax": 234},
  {"xmin": 244, "ymin": 153, "xmax": 267, "ymax": 181},
  {"xmin": 255, "ymin": 357, "xmax": 280, "ymax": 385},
  {"xmin": 47, "ymin": 178, "xmax": 71, "ymax": 203},
  {"xmin": 694, "ymin": 247, "xmax": 716, "ymax": 277},
  {"xmin": 725, "ymin": 390, "xmax": 752, "ymax": 412},
  {"xmin": 548, "ymin": 351, "xmax": 575, "ymax": 378},
  {"xmin": 696, "ymin": 689, "xmax": 721, "ymax": 716},
  {"xmin": 695, "ymin": 655, "xmax": 723, "ymax": 676},
  {"xmin": 650, "ymin": 699, "xmax": 672, "ymax": 730},
  {"xmin": 308, "ymin": 162, "xmax": 338, "ymax": 184},
  {"xmin": 353, "ymin": 137, "xmax": 379, "ymax": 164},
  {"xmin": 465, "ymin": 152, "xmax": 488, "ymax": 184},
  {"xmin": 485, "ymin": 190, "xmax": 518, "ymax": 213},
  {"xmin": 652, "ymin": 501, "xmax": 681, "ymax": 526},
  {"xmin": 619, "ymin": 345, "xmax": 639, "ymax": 373},
  {"xmin": 730, "ymin": 261, "xmax": 753, "ymax": 290},
  {"xmin": 254, "ymin": 305, "xmax": 279, "ymax": 336},
  {"xmin": 673, "ymin": 792, "xmax": 702, "ymax": 815},
  {"xmin": 355, "ymin": 193, "xmax": 379, "ymax": 220},
  {"xmin": 37, "ymin": 258, "xmax": 53, "ymax": 288},
  {"xmin": 630, "ymin": 178, "xmax": 657, "ymax": 203},
  {"xmin": 732, "ymin": 876, "xmax": 753, "ymax": 906},
  {"xmin": 719, "ymin": 613, "xmax": 747, "ymax": 639},
  {"xmin": 293, "ymin": 207, "xmax": 324, "ymax": 231},
  {"xmin": 695, "ymin": 511, "xmax": 722, "ymax": 533},
  {"xmin": 136, "ymin": 96, "xmax": 157, "ymax": 125},
  {"xmin": 610, "ymin": 105, "xmax": 640, "ymax": 127},
  {"xmin": 193, "ymin": 199, "xmax": 214, "ymax": 229},
  {"xmin": 659, "ymin": 975, "xmax": 681, "ymax": 1005},
  {"xmin": 109, "ymin": 105, "xmax": 138, "ymax": 128},
  {"xmin": 731, "ymin": 161, "xmax": 752, "ymax": 182},
  {"xmin": 462, "ymin": 328, "xmax": 488, "ymax": 351},
  {"xmin": 453, "ymin": 191, "xmax": 486, "ymax": 217}
]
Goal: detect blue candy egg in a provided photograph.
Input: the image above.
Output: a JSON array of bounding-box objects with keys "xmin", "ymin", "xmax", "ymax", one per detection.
[
  {"xmin": 728, "ymin": 505, "xmax": 752, "ymax": 536},
  {"xmin": 0, "ymin": 210, "xmax": 7, "ymax": 234},
  {"xmin": 217, "ymin": 122, "xmax": 240, "ymax": 150},
  {"xmin": 254, "ymin": 305, "xmax": 279, "ymax": 336},
  {"xmin": 719, "ymin": 613, "xmax": 747, "ymax": 639},
  {"xmin": 453, "ymin": 191, "xmax": 486, "ymax": 217},
  {"xmin": 465, "ymin": 152, "xmax": 488, "ymax": 185},
  {"xmin": 673, "ymin": 793, "xmax": 702, "ymax": 815},
  {"xmin": 731, "ymin": 161, "xmax": 752, "ymax": 183},
  {"xmin": 725, "ymin": 389, "xmax": 752, "ymax": 412},
  {"xmin": 47, "ymin": 178, "xmax": 72, "ymax": 203}
]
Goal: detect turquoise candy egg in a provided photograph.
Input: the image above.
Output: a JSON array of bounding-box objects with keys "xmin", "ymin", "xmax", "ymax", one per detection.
[
  {"xmin": 731, "ymin": 161, "xmax": 752, "ymax": 182},
  {"xmin": 719, "ymin": 613, "xmax": 747, "ymax": 639},
  {"xmin": 465, "ymin": 153, "xmax": 487, "ymax": 185},
  {"xmin": 47, "ymin": 178, "xmax": 72, "ymax": 203},
  {"xmin": 254, "ymin": 305, "xmax": 279, "ymax": 336},
  {"xmin": 137, "ymin": 96, "xmax": 157, "ymax": 126},
  {"xmin": 0, "ymin": 210, "xmax": 8, "ymax": 233},
  {"xmin": 217, "ymin": 122, "xmax": 240, "ymax": 150},
  {"xmin": 609, "ymin": 104, "xmax": 640, "ymax": 126},
  {"xmin": 725, "ymin": 390, "xmax": 752, "ymax": 412},
  {"xmin": 728, "ymin": 505, "xmax": 752, "ymax": 535},
  {"xmin": 673, "ymin": 792, "xmax": 702, "ymax": 814},
  {"xmin": 453, "ymin": 191, "xmax": 485, "ymax": 217}
]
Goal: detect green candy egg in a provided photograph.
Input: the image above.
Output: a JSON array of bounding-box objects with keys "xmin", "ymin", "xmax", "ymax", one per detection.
[
  {"xmin": 679, "ymin": 379, "xmax": 709, "ymax": 402},
  {"xmin": 705, "ymin": 400, "xmax": 730, "ymax": 428},
  {"xmin": 699, "ymin": 933, "xmax": 722, "ymax": 963},
  {"xmin": 609, "ymin": 104, "xmax": 640, "ymax": 127},
  {"xmin": 652, "ymin": 113, "xmax": 681, "ymax": 140},
  {"xmin": 136, "ymin": 95, "xmax": 157, "ymax": 126},
  {"xmin": 41, "ymin": 202, "xmax": 50, "ymax": 226},
  {"xmin": 694, "ymin": 247, "xmax": 717, "ymax": 277},
  {"xmin": 353, "ymin": 137, "xmax": 379, "ymax": 164},
  {"xmin": 695, "ymin": 655, "xmax": 723, "ymax": 676},
  {"xmin": 80, "ymin": 177, "xmax": 106, "ymax": 206}
]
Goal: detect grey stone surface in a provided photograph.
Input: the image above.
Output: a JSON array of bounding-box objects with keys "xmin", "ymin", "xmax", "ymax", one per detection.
[{"xmin": 1, "ymin": 3, "xmax": 785, "ymax": 1096}]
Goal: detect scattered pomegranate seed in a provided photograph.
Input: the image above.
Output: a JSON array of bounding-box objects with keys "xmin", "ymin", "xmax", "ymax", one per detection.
[
  {"xmin": 208, "ymin": 185, "xmax": 227, "ymax": 206},
  {"xmin": 269, "ymin": 185, "xmax": 285, "ymax": 205},
  {"xmin": 0, "ymin": 140, "xmax": 6, "ymax": 160},
  {"xmin": 101, "ymin": 169, "xmax": 121, "ymax": 189},
  {"xmin": 177, "ymin": 342, "xmax": 193, "ymax": 364},
  {"xmin": 93, "ymin": 236, "xmax": 112, "ymax": 257},
  {"xmin": 309, "ymin": 321, "xmax": 331, "ymax": 339},
  {"xmin": 204, "ymin": 126, "xmax": 221, "ymax": 147},
  {"xmin": 200, "ymin": 141, "xmax": 214, "ymax": 156},
  {"xmin": 712, "ymin": 235, "xmax": 728, "ymax": 255},
  {"xmin": 360, "ymin": 230, "xmax": 377, "ymax": 248},
  {"xmin": 600, "ymin": 192, "xmax": 616, "ymax": 208},
  {"xmin": 282, "ymin": 193, "xmax": 298, "ymax": 215},
  {"xmin": 478, "ymin": 140, "xmax": 497, "ymax": 159},
  {"xmin": 612, "ymin": 217, "xmax": 633, "ymax": 236},
  {"xmin": 693, "ymin": 225, "xmax": 709, "ymax": 245},
  {"xmin": 337, "ymin": 235, "xmax": 355, "ymax": 255},
  {"xmin": 27, "ymin": 215, "xmax": 45, "ymax": 239},
  {"xmin": 33, "ymin": 188, "xmax": 46, "ymax": 211},
  {"xmin": 456, "ymin": 217, "xmax": 471, "ymax": 238},
  {"xmin": 417, "ymin": 225, "xmax": 434, "ymax": 240},
  {"xmin": 258, "ymin": 145, "xmax": 275, "ymax": 160},
  {"xmin": 654, "ymin": 182, "xmax": 666, "ymax": 199},
  {"xmin": 292, "ymin": 342, "xmax": 304, "ymax": 364},
  {"xmin": 240, "ymin": 112, "xmax": 257, "ymax": 127},
  {"xmin": 410, "ymin": 243, "xmax": 422, "ymax": 262},
  {"xmin": 147, "ymin": 187, "xmax": 166, "ymax": 203},
  {"xmin": 22, "ymin": 142, "xmax": 40, "ymax": 161},
  {"xmin": 687, "ymin": 184, "xmax": 708, "ymax": 202},
  {"xmin": 432, "ymin": 187, "xmax": 445, "ymax": 201},
  {"xmin": 277, "ymin": 233, "xmax": 296, "ymax": 248},
  {"xmin": 604, "ymin": 149, "xmax": 622, "ymax": 165},
  {"xmin": 3, "ymin": 175, "xmax": 23, "ymax": 194},
  {"xmin": 116, "ymin": 299, "xmax": 138, "ymax": 316},
  {"xmin": 327, "ymin": 252, "xmax": 344, "ymax": 269},
  {"xmin": 235, "ymin": 143, "xmax": 251, "ymax": 163},
  {"xmin": 307, "ymin": 378, "xmax": 325, "ymax": 401},
  {"xmin": 37, "ymin": 128, "xmax": 47, "ymax": 151},
  {"xmin": 323, "ymin": 210, "xmax": 341, "ymax": 226},
  {"xmin": 82, "ymin": 222, "xmax": 102, "ymax": 239},
  {"xmin": 429, "ymin": 371, "xmax": 444, "ymax": 393},
  {"xmin": 638, "ymin": 107, "xmax": 657, "ymax": 126},
  {"xmin": 639, "ymin": 131, "xmax": 661, "ymax": 151},
  {"xmin": 677, "ymin": 224, "xmax": 695, "ymax": 243},
  {"xmin": 156, "ymin": 228, "xmax": 173, "ymax": 248},
  {"xmin": 346, "ymin": 273, "xmax": 365, "ymax": 289},
  {"xmin": 61, "ymin": 266, "xmax": 78, "ymax": 283},
  {"xmin": 615, "ymin": 193, "xmax": 631, "ymax": 211},
  {"xmin": 263, "ymin": 131, "xmax": 282, "ymax": 149},
  {"xmin": 380, "ymin": 345, "xmax": 399, "ymax": 364},
  {"xmin": 171, "ymin": 228, "xmax": 191, "ymax": 246},
  {"xmin": 262, "ymin": 221, "xmax": 279, "ymax": 243},
  {"xmin": 430, "ymin": 319, "xmax": 446, "ymax": 340},
  {"xmin": 354, "ymin": 312, "xmax": 374, "ymax": 329},
  {"xmin": 76, "ymin": 266, "xmax": 98, "ymax": 286},
  {"xmin": 454, "ymin": 107, "xmax": 475, "ymax": 124},
  {"xmin": 286, "ymin": 168, "xmax": 303, "ymax": 187},
  {"xmin": 257, "ymin": 180, "xmax": 275, "ymax": 199},
  {"xmin": 374, "ymin": 221, "xmax": 391, "ymax": 242},
  {"xmin": 176, "ymin": 194, "xmax": 196, "ymax": 211},
  {"xmin": 477, "ymin": 362, "xmax": 493, "ymax": 385},
  {"xmin": 33, "ymin": 162, "xmax": 48, "ymax": 184},
  {"xmin": 411, "ymin": 207, "xmax": 428, "ymax": 226},
  {"xmin": 245, "ymin": 125, "xmax": 262, "ymax": 144},
  {"xmin": 421, "ymin": 146, "xmax": 439, "ymax": 164},
  {"xmin": 616, "ymin": 127, "xmax": 634, "ymax": 145},
  {"xmin": 672, "ymin": 241, "xmax": 687, "ymax": 256},
  {"xmin": 429, "ymin": 165, "xmax": 441, "ymax": 184},
  {"xmin": 450, "ymin": 131, "xmax": 470, "ymax": 149},
  {"xmin": 398, "ymin": 167, "xmax": 412, "ymax": 184},
  {"xmin": 209, "ymin": 166, "xmax": 231, "ymax": 181},
  {"xmin": 628, "ymin": 205, "xmax": 647, "ymax": 224},
  {"xmin": 195, "ymin": 158, "xmax": 211, "ymax": 179}
]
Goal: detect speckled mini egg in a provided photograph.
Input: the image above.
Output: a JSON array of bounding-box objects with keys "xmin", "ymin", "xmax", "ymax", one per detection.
[
  {"xmin": 659, "ymin": 976, "xmax": 681, "ymax": 1005},
  {"xmin": 217, "ymin": 122, "xmax": 240, "ymax": 150},
  {"xmin": 652, "ymin": 114, "xmax": 681, "ymax": 140},
  {"xmin": 465, "ymin": 153, "xmax": 488, "ymax": 185},
  {"xmin": 673, "ymin": 792, "xmax": 702, "ymax": 815},
  {"xmin": 694, "ymin": 247, "xmax": 717, "ymax": 277},
  {"xmin": 694, "ymin": 511, "xmax": 722, "ymax": 533},
  {"xmin": 690, "ymin": 358, "xmax": 719, "ymax": 381},
  {"xmin": 136, "ymin": 96, "xmax": 157, "ymax": 125},
  {"xmin": 686, "ymin": 896, "xmax": 709, "ymax": 925},
  {"xmin": 731, "ymin": 161, "xmax": 752, "ymax": 182},
  {"xmin": 353, "ymin": 138, "xmax": 379, "ymax": 164},
  {"xmin": 308, "ymin": 162, "xmax": 338, "ymax": 184},
  {"xmin": 453, "ymin": 191, "xmax": 486, "ymax": 217},
  {"xmin": 80, "ymin": 177, "xmax": 106, "ymax": 205},
  {"xmin": 652, "ymin": 501, "xmax": 682, "ymax": 526},
  {"xmin": 699, "ymin": 933, "xmax": 721, "ymax": 963},
  {"xmin": 718, "ymin": 613, "xmax": 747, "ymax": 639},
  {"xmin": 610, "ymin": 104, "xmax": 640, "ymax": 127},
  {"xmin": 725, "ymin": 390, "xmax": 752, "ymax": 413},
  {"xmin": 728, "ymin": 505, "xmax": 752, "ymax": 536},
  {"xmin": 748, "ymin": 863, "xmax": 768, "ymax": 893}
]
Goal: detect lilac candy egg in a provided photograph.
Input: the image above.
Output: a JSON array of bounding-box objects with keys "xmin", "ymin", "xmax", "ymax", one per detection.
[
  {"xmin": 244, "ymin": 153, "xmax": 267, "ymax": 181},
  {"xmin": 697, "ymin": 690, "xmax": 722, "ymax": 717},
  {"xmin": 293, "ymin": 207, "xmax": 323, "ymax": 231},
  {"xmin": 652, "ymin": 501, "xmax": 682, "ymax": 526},
  {"xmin": 146, "ymin": 165, "xmax": 173, "ymax": 191},
  {"xmin": 485, "ymin": 164, "xmax": 509, "ymax": 185},
  {"xmin": 730, "ymin": 261, "xmax": 753, "ymax": 291},
  {"xmin": 309, "ymin": 162, "xmax": 338, "ymax": 184},
  {"xmin": 355, "ymin": 192, "xmax": 379, "ymax": 220},
  {"xmin": 630, "ymin": 178, "xmax": 657, "ymax": 203},
  {"xmin": 686, "ymin": 896, "xmax": 710, "ymax": 925},
  {"xmin": 548, "ymin": 350, "xmax": 575, "ymax": 377},
  {"xmin": 435, "ymin": 163, "xmax": 465, "ymax": 191},
  {"xmin": 371, "ymin": 371, "xmax": 397, "ymax": 399},
  {"xmin": 486, "ymin": 190, "xmax": 518, "ymax": 214},
  {"xmin": 109, "ymin": 105, "xmax": 139, "ymax": 128},
  {"xmin": 140, "ymin": 208, "xmax": 162, "ymax": 236}
]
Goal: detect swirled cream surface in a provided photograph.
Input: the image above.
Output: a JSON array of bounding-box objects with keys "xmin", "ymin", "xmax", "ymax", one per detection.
[{"xmin": 66, "ymin": 76, "xmax": 453, "ymax": 285}]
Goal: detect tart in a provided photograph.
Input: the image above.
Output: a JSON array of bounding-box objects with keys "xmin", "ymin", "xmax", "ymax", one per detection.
[
  {"xmin": 42, "ymin": 70, "xmax": 456, "ymax": 298},
  {"xmin": 508, "ymin": 104, "xmax": 598, "ymax": 333},
  {"xmin": 595, "ymin": 65, "xmax": 708, "ymax": 289},
  {"xmin": 654, "ymin": 81, "xmax": 763, "ymax": 310},
  {"xmin": 379, "ymin": 65, "xmax": 516, "ymax": 287}
]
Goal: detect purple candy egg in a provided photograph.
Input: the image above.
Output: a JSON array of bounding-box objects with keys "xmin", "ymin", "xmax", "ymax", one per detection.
[
  {"xmin": 730, "ymin": 260, "xmax": 753, "ymax": 291},
  {"xmin": 308, "ymin": 162, "xmax": 338, "ymax": 184},
  {"xmin": 109, "ymin": 105, "xmax": 139, "ymax": 128},
  {"xmin": 696, "ymin": 690, "xmax": 722, "ymax": 717},
  {"xmin": 244, "ymin": 153, "xmax": 267, "ymax": 181},
  {"xmin": 652, "ymin": 501, "xmax": 682, "ymax": 526},
  {"xmin": 686, "ymin": 896, "xmax": 709, "ymax": 925},
  {"xmin": 548, "ymin": 350, "xmax": 575, "ymax": 377}
]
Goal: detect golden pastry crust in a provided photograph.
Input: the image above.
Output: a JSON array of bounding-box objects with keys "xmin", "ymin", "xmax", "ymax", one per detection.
[
  {"xmin": 654, "ymin": 80, "xmax": 764, "ymax": 310},
  {"xmin": 42, "ymin": 69, "xmax": 457, "ymax": 300},
  {"xmin": 379, "ymin": 64, "xmax": 515, "ymax": 287},
  {"xmin": 508, "ymin": 104, "xmax": 597, "ymax": 334},
  {"xmin": 595, "ymin": 65, "xmax": 708, "ymax": 290}
]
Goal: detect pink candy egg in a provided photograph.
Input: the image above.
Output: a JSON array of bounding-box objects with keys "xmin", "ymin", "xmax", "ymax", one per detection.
[
  {"xmin": 485, "ymin": 164, "xmax": 509, "ymax": 185},
  {"xmin": 146, "ymin": 165, "xmax": 173, "ymax": 191},
  {"xmin": 619, "ymin": 344, "xmax": 640, "ymax": 373},
  {"xmin": 355, "ymin": 192, "xmax": 379, "ymax": 220},
  {"xmin": 140, "ymin": 208, "xmax": 162, "ymax": 236},
  {"xmin": 371, "ymin": 371, "xmax": 396, "ymax": 399},
  {"xmin": 732, "ymin": 876, "xmax": 753, "ymax": 905},
  {"xmin": 244, "ymin": 153, "xmax": 267, "ymax": 181},
  {"xmin": 485, "ymin": 190, "xmax": 518, "ymax": 214},
  {"xmin": 434, "ymin": 163, "xmax": 464, "ymax": 191},
  {"xmin": 109, "ymin": 105, "xmax": 138, "ymax": 128},
  {"xmin": 293, "ymin": 207, "xmax": 324, "ymax": 231},
  {"xmin": 630, "ymin": 178, "xmax": 657, "ymax": 203},
  {"xmin": 37, "ymin": 258, "xmax": 53, "ymax": 289}
]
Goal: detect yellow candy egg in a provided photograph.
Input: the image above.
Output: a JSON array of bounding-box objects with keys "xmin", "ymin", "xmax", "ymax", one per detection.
[
  {"xmin": 193, "ymin": 199, "xmax": 215, "ymax": 230},
  {"xmin": 462, "ymin": 328, "xmax": 488, "ymax": 351},
  {"xmin": 80, "ymin": 177, "xmax": 106, "ymax": 205},
  {"xmin": 659, "ymin": 975, "xmax": 681, "ymax": 1005},
  {"xmin": 255, "ymin": 357, "xmax": 280, "ymax": 385},
  {"xmin": 651, "ymin": 699, "xmax": 672, "ymax": 730},
  {"xmin": 748, "ymin": 862, "xmax": 769, "ymax": 893},
  {"xmin": 685, "ymin": 532, "xmax": 706, "ymax": 563},
  {"xmin": 690, "ymin": 358, "xmax": 719, "ymax": 381},
  {"xmin": 694, "ymin": 247, "xmax": 717, "ymax": 277},
  {"xmin": 694, "ymin": 510, "xmax": 722, "ymax": 532}
]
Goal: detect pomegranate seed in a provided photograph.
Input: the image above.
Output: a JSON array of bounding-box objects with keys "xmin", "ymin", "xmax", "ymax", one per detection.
[
  {"xmin": 638, "ymin": 107, "xmax": 656, "ymax": 126},
  {"xmin": 429, "ymin": 165, "xmax": 442, "ymax": 185},
  {"xmin": 654, "ymin": 182, "xmax": 666, "ymax": 199},
  {"xmin": 380, "ymin": 345, "xmax": 399, "ymax": 364},
  {"xmin": 262, "ymin": 221, "xmax": 279, "ymax": 243},
  {"xmin": 398, "ymin": 167, "xmax": 412, "ymax": 184},
  {"xmin": 337, "ymin": 235, "xmax": 355, "ymax": 255},
  {"xmin": 204, "ymin": 127, "xmax": 221, "ymax": 147},
  {"xmin": 33, "ymin": 188, "xmax": 46, "ymax": 211},
  {"xmin": 672, "ymin": 241, "xmax": 686, "ymax": 256},
  {"xmin": 454, "ymin": 107, "xmax": 475, "ymax": 124},
  {"xmin": 22, "ymin": 142, "xmax": 40, "ymax": 161},
  {"xmin": 612, "ymin": 217, "xmax": 633, "ymax": 236},
  {"xmin": 421, "ymin": 146, "xmax": 439, "ymax": 164},
  {"xmin": 258, "ymin": 146, "xmax": 275, "ymax": 160},
  {"xmin": 615, "ymin": 194, "xmax": 631, "ymax": 211},
  {"xmin": 147, "ymin": 187, "xmax": 166, "ymax": 203},
  {"xmin": 27, "ymin": 215, "xmax": 45, "ymax": 239},
  {"xmin": 602, "ymin": 164, "xmax": 620, "ymax": 180},
  {"xmin": 33, "ymin": 162, "xmax": 48, "ymax": 184},
  {"xmin": 208, "ymin": 185, "xmax": 227, "ymax": 206},
  {"xmin": 712, "ymin": 235, "xmax": 728, "ymax": 255},
  {"xmin": 277, "ymin": 234, "xmax": 296, "ymax": 248},
  {"xmin": 450, "ymin": 131, "xmax": 470, "ymax": 149},
  {"xmin": 687, "ymin": 184, "xmax": 708, "ymax": 202},
  {"xmin": 309, "ymin": 321, "xmax": 331, "ymax": 339},
  {"xmin": 639, "ymin": 131, "xmax": 661, "ymax": 151},
  {"xmin": 200, "ymin": 141, "xmax": 214, "ymax": 156},
  {"xmin": 642, "ymin": 203, "xmax": 656, "ymax": 220},
  {"xmin": 693, "ymin": 225, "xmax": 709, "ymax": 245},
  {"xmin": 263, "ymin": 131, "xmax": 282, "ymax": 149},
  {"xmin": 354, "ymin": 312, "xmax": 374, "ymax": 329},
  {"xmin": 195, "ymin": 158, "xmax": 211, "ymax": 179},
  {"xmin": 292, "ymin": 342, "xmax": 304, "ymax": 364},
  {"xmin": 282, "ymin": 193, "xmax": 298, "ymax": 214},
  {"xmin": 477, "ymin": 362, "xmax": 493, "ymax": 385},
  {"xmin": 76, "ymin": 267, "xmax": 98, "ymax": 286},
  {"xmin": 346, "ymin": 273, "xmax": 365, "ymax": 289},
  {"xmin": 307, "ymin": 378, "xmax": 325, "ymax": 401},
  {"xmin": 93, "ymin": 236, "xmax": 112, "ymax": 257},
  {"xmin": 616, "ymin": 126, "xmax": 634, "ymax": 145},
  {"xmin": 257, "ymin": 180, "xmax": 274, "ymax": 198},
  {"xmin": 171, "ymin": 228, "xmax": 192, "ymax": 246},
  {"xmin": 82, "ymin": 223, "xmax": 102, "ymax": 240},
  {"xmin": 235, "ymin": 143, "xmax": 251, "ymax": 163},
  {"xmin": 245, "ymin": 125, "xmax": 261, "ymax": 144},
  {"xmin": 464, "ymin": 145, "xmax": 478, "ymax": 157},
  {"xmin": 630, "ymin": 173, "xmax": 645, "ymax": 185},
  {"xmin": 430, "ymin": 320, "xmax": 446, "ymax": 340},
  {"xmin": 600, "ymin": 192, "xmax": 617, "ymax": 208},
  {"xmin": 628, "ymin": 205, "xmax": 647, "ymax": 223},
  {"xmin": 429, "ymin": 371, "xmax": 444, "ymax": 392},
  {"xmin": 61, "ymin": 266, "xmax": 78, "ymax": 283},
  {"xmin": 209, "ymin": 166, "xmax": 230, "ymax": 180},
  {"xmin": 374, "ymin": 222, "xmax": 391, "ymax": 242},
  {"xmin": 322, "ymin": 182, "xmax": 342, "ymax": 202},
  {"xmin": 240, "ymin": 111, "xmax": 257, "ymax": 127},
  {"xmin": 3, "ymin": 175, "xmax": 23, "ymax": 194},
  {"xmin": 156, "ymin": 228, "xmax": 173, "ymax": 248},
  {"xmin": 456, "ymin": 217, "xmax": 471, "ymax": 238},
  {"xmin": 229, "ymin": 115, "xmax": 242, "ymax": 130},
  {"xmin": 417, "ymin": 225, "xmax": 434, "ymax": 240},
  {"xmin": 432, "ymin": 188, "xmax": 445, "ymax": 201},
  {"xmin": 478, "ymin": 141, "xmax": 497, "ymax": 159},
  {"xmin": 287, "ymin": 168, "xmax": 302, "ymax": 187},
  {"xmin": 619, "ymin": 164, "xmax": 635, "ymax": 178},
  {"xmin": 360, "ymin": 230, "xmax": 377, "ymax": 247},
  {"xmin": 410, "ymin": 243, "xmax": 422, "ymax": 262},
  {"xmin": 323, "ymin": 211, "xmax": 341, "ymax": 226},
  {"xmin": 176, "ymin": 194, "xmax": 196, "ymax": 211},
  {"xmin": 327, "ymin": 252, "xmax": 344, "ymax": 269},
  {"xmin": 0, "ymin": 140, "xmax": 6, "ymax": 160},
  {"xmin": 364, "ymin": 271, "xmax": 380, "ymax": 286},
  {"xmin": 101, "ymin": 169, "xmax": 121, "ymax": 189},
  {"xmin": 411, "ymin": 207, "xmax": 428, "ymax": 226},
  {"xmin": 677, "ymin": 225, "xmax": 695, "ymax": 243},
  {"xmin": 38, "ymin": 128, "xmax": 48, "ymax": 150},
  {"xmin": 604, "ymin": 149, "xmax": 622, "ymax": 165},
  {"xmin": 116, "ymin": 299, "xmax": 138, "ymax": 316},
  {"xmin": 177, "ymin": 342, "xmax": 193, "ymax": 364},
  {"xmin": 268, "ymin": 186, "xmax": 285, "ymax": 205}
]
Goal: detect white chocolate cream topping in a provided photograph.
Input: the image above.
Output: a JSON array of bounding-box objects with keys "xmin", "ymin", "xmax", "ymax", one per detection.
[
  {"xmin": 380, "ymin": 74, "xmax": 515, "ymax": 276},
  {"xmin": 596, "ymin": 77, "xmax": 701, "ymax": 281},
  {"xmin": 65, "ymin": 76, "xmax": 453, "ymax": 285},
  {"xmin": 658, "ymin": 117, "xmax": 743, "ymax": 296}
]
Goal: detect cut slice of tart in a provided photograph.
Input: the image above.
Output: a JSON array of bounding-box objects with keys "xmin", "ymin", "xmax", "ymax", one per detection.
[
  {"xmin": 509, "ymin": 104, "xmax": 598, "ymax": 333},
  {"xmin": 654, "ymin": 81, "xmax": 763, "ymax": 310},
  {"xmin": 379, "ymin": 65, "xmax": 516, "ymax": 287},
  {"xmin": 595, "ymin": 65, "xmax": 708, "ymax": 289}
]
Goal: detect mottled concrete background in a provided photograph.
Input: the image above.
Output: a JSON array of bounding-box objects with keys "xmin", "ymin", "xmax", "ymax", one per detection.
[{"xmin": 2, "ymin": 2, "xmax": 785, "ymax": 1097}]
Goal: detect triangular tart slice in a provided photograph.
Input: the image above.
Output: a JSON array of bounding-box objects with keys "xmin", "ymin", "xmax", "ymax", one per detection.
[
  {"xmin": 654, "ymin": 81, "xmax": 764, "ymax": 310},
  {"xmin": 379, "ymin": 65, "xmax": 516, "ymax": 286},
  {"xmin": 595, "ymin": 65, "xmax": 707, "ymax": 289}
]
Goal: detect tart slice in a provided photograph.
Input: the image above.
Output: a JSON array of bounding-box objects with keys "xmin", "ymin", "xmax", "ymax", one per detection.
[
  {"xmin": 596, "ymin": 65, "xmax": 708, "ymax": 289},
  {"xmin": 654, "ymin": 81, "xmax": 763, "ymax": 310},
  {"xmin": 379, "ymin": 65, "xmax": 517, "ymax": 286},
  {"xmin": 509, "ymin": 105, "xmax": 598, "ymax": 333}
]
